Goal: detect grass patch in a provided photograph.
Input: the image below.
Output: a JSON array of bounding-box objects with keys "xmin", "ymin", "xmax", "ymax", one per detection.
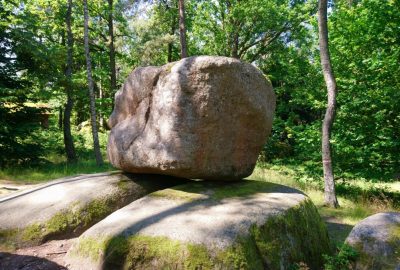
[
  {"xmin": 0, "ymin": 159, "xmax": 114, "ymax": 184},
  {"xmin": 249, "ymin": 164, "xmax": 399, "ymax": 246}
]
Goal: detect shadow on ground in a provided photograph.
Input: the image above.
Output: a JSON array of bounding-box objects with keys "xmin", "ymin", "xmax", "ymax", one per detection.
[
  {"xmin": 0, "ymin": 252, "xmax": 67, "ymax": 270},
  {"xmin": 324, "ymin": 218, "xmax": 354, "ymax": 246}
]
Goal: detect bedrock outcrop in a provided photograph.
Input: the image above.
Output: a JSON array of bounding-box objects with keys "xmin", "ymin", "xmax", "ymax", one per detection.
[
  {"xmin": 0, "ymin": 172, "xmax": 186, "ymax": 249},
  {"xmin": 107, "ymin": 56, "xmax": 276, "ymax": 180},
  {"xmin": 66, "ymin": 180, "xmax": 331, "ymax": 270}
]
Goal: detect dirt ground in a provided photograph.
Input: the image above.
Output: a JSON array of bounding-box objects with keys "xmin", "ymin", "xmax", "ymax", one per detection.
[{"xmin": 0, "ymin": 239, "xmax": 75, "ymax": 270}]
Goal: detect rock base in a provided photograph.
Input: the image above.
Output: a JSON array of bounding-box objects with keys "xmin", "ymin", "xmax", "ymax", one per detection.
[
  {"xmin": 66, "ymin": 180, "xmax": 331, "ymax": 270},
  {"xmin": 0, "ymin": 172, "xmax": 187, "ymax": 249}
]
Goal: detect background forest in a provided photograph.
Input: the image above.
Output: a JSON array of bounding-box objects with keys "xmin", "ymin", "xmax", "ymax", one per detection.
[{"xmin": 1, "ymin": 0, "xmax": 399, "ymax": 185}]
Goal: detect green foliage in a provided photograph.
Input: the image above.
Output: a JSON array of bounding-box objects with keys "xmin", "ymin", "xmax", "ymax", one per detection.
[
  {"xmin": 0, "ymin": 0, "xmax": 398, "ymax": 186},
  {"xmin": 323, "ymin": 244, "xmax": 358, "ymax": 270},
  {"xmin": 329, "ymin": 0, "xmax": 400, "ymax": 176},
  {"xmin": 190, "ymin": 0, "xmax": 315, "ymax": 60},
  {"xmin": 0, "ymin": 2, "xmax": 47, "ymax": 167},
  {"xmin": 262, "ymin": 0, "xmax": 400, "ymax": 180},
  {"xmin": 0, "ymin": 157, "xmax": 113, "ymax": 183}
]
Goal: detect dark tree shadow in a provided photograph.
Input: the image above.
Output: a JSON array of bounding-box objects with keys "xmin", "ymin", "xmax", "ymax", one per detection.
[
  {"xmin": 0, "ymin": 252, "xmax": 67, "ymax": 270},
  {"xmin": 324, "ymin": 219, "xmax": 354, "ymax": 246}
]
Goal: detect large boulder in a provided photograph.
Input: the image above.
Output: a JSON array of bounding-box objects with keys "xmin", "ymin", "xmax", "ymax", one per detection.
[
  {"xmin": 0, "ymin": 172, "xmax": 186, "ymax": 250},
  {"xmin": 345, "ymin": 212, "xmax": 400, "ymax": 270},
  {"xmin": 66, "ymin": 180, "xmax": 331, "ymax": 270},
  {"xmin": 107, "ymin": 56, "xmax": 276, "ymax": 180}
]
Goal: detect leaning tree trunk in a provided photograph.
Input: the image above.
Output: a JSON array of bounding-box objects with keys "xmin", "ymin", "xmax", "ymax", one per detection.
[
  {"xmin": 83, "ymin": 0, "xmax": 103, "ymax": 166},
  {"xmin": 63, "ymin": 0, "xmax": 77, "ymax": 163},
  {"xmin": 108, "ymin": 0, "xmax": 117, "ymax": 99},
  {"xmin": 318, "ymin": 0, "xmax": 339, "ymax": 208},
  {"xmin": 178, "ymin": 0, "xmax": 187, "ymax": 58}
]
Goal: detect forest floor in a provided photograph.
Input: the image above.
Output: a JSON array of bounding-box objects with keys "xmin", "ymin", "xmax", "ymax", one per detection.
[
  {"xmin": 0, "ymin": 162, "xmax": 398, "ymax": 269},
  {"xmin": 0, "ymin": 239, "xmax": 73, "ymax": 269}
]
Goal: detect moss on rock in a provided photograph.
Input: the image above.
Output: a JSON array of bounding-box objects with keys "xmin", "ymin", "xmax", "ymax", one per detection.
[
  {"xmin": 0, "ymin": 229, "xmax": 18, "ymax": 251},
  {"xmin": 0, "ymin": 177, "xmax": 138, "ymax": 249},
  {"xmin": 250, "ymin": 199, "xmax": 331, "ymax": 269},
  {"xmin": 346, "ymin": 212, "xmax": 400, "ymax": 270},
  {"xmin": 150, "ymin": 180, "xmax": 299, "ymax": 202},
  {"xmin": 0, "ymin": 196, "xmax": 116, "ymax": 249},
  {"xmin": 68, "ymin": 198, "xmax": 331, "ymax": 270},
  {"xmin": 150, "ymin": 188, "xmax": 208, "ymax": 202}
]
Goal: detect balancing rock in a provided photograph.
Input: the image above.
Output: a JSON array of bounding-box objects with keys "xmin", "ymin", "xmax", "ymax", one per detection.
[{"xmin": 107, "ymin": 56, "xmax": 275, "ymax": 180}]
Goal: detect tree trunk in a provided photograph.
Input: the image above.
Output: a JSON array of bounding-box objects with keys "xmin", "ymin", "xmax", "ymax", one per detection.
[
  {"xmin": 178, "ymin": 0, "xmax": 187, "ymax": 58},
  {"xmin": 232, "ymin": 31, "xmax": 239, "ymax": 59},
  {"xmin": 58, "ymin": 106, "xmax": 63, "ymax": 130},
  {"xmin": 167, "ymin": 2, "xmax": 176, "ymax": 62},
  {"xmin": 83, "ymin": 0, "xmax": 103, "ymax": 166},
  {"xmin": 98, "ymin": 79, "xmax": 104, "ymax": 129},
  {"xmin": 318, "ymin": 0, "xmax": 339, "ymax": 208},
  {"xmin": 108, "ymin": 0, "xmax": 117, "ymax": 97},
  {"xmin": 63, "ymin": 0, "xmax": 77, "ymax": 163}
]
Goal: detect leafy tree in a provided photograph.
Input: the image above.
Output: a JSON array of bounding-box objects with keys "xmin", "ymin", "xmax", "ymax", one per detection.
[
  {"xmin": 329, "ymin": 0, "xmax": 400, "ymax": 177},
  {"xmin": 0, "ymin": 1, "xmax": 45, "ymax": 166},
  {"xmin": 190, "ymin": 0, "xmax": 315, "ymax": 62}
]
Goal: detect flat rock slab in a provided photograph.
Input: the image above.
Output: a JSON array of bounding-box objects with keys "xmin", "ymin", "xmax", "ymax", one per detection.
[
  {"xmin": 346, "ymin": 212, "xmax": 400, "ymax": 270},
  {"xmin": 66, "ymin": 180, "xmax": 331, "ymax": 270},
  {"xmin": 108, "ymin": 56, "xmax": 276, "ymax": 180},
  {"xmin": 0, "ymin": 172, "xmax": 186, "ymax": 249}
]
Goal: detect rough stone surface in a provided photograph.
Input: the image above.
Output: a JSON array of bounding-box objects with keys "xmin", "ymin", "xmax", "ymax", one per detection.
[
  {"xmin": 107, "ymin": 56, "xmax": 276, "ymax": 180},
  {"xmin": 345, "ymin": 212, "xmax": 400, "ymax": 270},
  {"xmin": 66, "ymin": 180, "xmax": 331, "ymax": 270},
  {"xmin": 0, "ymin": 172, "xmax": 186, "ymax": 249}
]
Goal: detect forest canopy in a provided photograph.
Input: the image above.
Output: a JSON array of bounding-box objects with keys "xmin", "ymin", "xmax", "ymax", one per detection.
[{"xmin": 0, "ymin": 0, "xmax": 399, "ymax": 180}]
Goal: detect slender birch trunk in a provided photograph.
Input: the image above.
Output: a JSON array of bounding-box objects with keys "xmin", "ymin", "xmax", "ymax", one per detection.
[
  {"xmin": 83, "ymin": 0, "xmax": 103, "ymax": 166},
  {"xmin": 318, "ymin": 0, "xmax": 339, "ymax": 208}
]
